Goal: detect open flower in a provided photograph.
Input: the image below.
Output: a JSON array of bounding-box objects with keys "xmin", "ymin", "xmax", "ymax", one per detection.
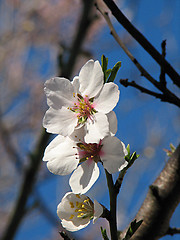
[
  {"xmin": 57, "ymin": 192, "xmax": 103, "ymax": 232},
  {"xmin": 43, "ymin": 59, "xmax": 119, "ymax": 141},
  {"xmin": 43, "ymin": 127, "xmax": 128, "ymax": 194}
]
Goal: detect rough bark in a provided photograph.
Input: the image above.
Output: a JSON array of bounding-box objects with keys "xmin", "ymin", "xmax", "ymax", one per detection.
[{"xmin": 120, "ymin": 144, "xmax": 180, "ymax": 240}]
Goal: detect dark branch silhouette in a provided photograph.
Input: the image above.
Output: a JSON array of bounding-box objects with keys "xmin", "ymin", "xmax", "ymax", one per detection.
[{"xmin": 102, "ymin": 0, "xmax": 180, "ymax": 87}]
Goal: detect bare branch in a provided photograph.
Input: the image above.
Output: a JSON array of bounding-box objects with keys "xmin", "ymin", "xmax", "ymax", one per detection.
[
  {"xmin": 95, "ymin": 2, "xmax": 160, "ymax": 89},
  {"xmin": 120, "ymin": 79, "xmax": 180, "ymax": 108},
  {"xmin": 159, "ymin": 40, "xmax": 167, "ymax": 87},
  {"xmin": 102, "ymin": 0, "xmax": 180, "ymax": 87},
  {"xmin": 95, "ymin": 3, "xmax": 180, "ymax": 108},
  {"xmin": 165, "ymin": 227, "xmax": 180, "ymax": 236}
]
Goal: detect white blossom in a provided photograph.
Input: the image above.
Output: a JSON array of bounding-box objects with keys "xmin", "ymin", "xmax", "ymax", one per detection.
[
  {"xmin": 43, "ymin": 127, "xmax": 128, "ymax": 194},
  {"xmin": 57, "ymin": 192, "xmax": 103, "ymax": 232},
  {"xmin": 43, "ymin": 59, "xmax": 119, "ymax": 142}
]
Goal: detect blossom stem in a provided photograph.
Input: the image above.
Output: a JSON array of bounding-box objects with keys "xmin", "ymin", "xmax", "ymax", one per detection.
[{"xmin": 105, "ymin": 169, "xmax": 118, "ymax": 240}]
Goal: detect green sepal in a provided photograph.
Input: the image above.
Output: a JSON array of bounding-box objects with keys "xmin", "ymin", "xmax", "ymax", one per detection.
[
  {"xmin": 170, "ymin": 143, "xmax": 175, "ymax": 153},
  {"xmin": 100, "ymin": 227, "xmax": 109, "ymax": 240},
  {"xmin": 107, "ymin": 61, "xmax": 121, "ymax": 83},
  {"xmin": 123, "ymin": 219, "xmax": 143, "ymax": 240},
  {"xmin": 125, "ymin": 144, "xmax": 139, "ymax": 167},
  {"xmin": 125, "ymin": 144, "xmax": 130, "ymax": 161},
  {"xmin": 101, "ymin": 55, "xmax": 108, "ymax": 78},
  {"xmin": 105, "ymin": 69, "xmax": 111, "ymax": 81}
]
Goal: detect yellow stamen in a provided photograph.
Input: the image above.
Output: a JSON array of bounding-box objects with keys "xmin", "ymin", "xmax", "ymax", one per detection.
[
  {"xmin": 69, "ymin": 202, "xmax": 74, "ymax": 208},
  {"xmin": 78, "ymin": 209, "xmax": 83, "ymax": 212},
  {"xmin": 69, "ymin": 214, "xmax": 74, "ymax": 219},
  {"xmin": 77, "ymin": 213, "xmax": 84, "ymax": 217}
]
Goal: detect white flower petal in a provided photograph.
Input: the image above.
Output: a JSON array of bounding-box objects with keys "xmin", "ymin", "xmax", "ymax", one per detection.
[
  {"xmin": 85, "ymin": 112, "xmax": 109, "ymax": 143},
  {"xmin": 43, "ymin": 107, "xmax": 77, "ymax": 136},
  {"xmin": 70, "ymin": 126, "xmax": 86, "ymax": 142},
  {"xmin": 94, "ymin": 82, "xmax": 120, "ymax": 114},
  {"xmin": 93, "ymin": 200, "xmax": 103, "ymax": 223},
  {"xmin": 107, "ymin": 111, "xmax": 117, "ymax": 136},
  {"xmin": 44, "ymin": 77, "xmax": 74, "ymax": 109},
  {"xmin": 43, "ymin": 135, "xmax": 79, "ymax": 175},
  {"xmin": 72, "ymin": 76, "xmax": 80, "ymax": 93},
  {"xmin": 61, "ymin": 219, "xmax": 90, "ymax": 232},
  {"xmin": 69, "ymin": 161, "xmax": 99, "ymax": 194},
  {"xmin": 79, "ymin": 60, "xmax": 104, "ymax": 98},
  {"xmin": 57, "ymin": 192, "xmax": 86, "ymax": 219},
  {"xmin": 101, "ymin": 136, "xmax": 128, "ymax": 174}
]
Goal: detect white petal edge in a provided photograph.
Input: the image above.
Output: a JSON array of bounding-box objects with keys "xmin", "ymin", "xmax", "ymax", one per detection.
[
  {"xmin": 106, "ymin": 111, "xmax": 117, "ymax": 136},
  {"xmin": 101, "ymin": 136, "xmax": 128, "ymax": 174},
  {"xmin": 94, "ymin": 82, "xmax": 120, "ymax": 114},
  {"xmin": 85, "ymin": 112, "xmax": 109, "ymax": 143},
  {"xmin": 72, "ymin": 76, "xmax": 80, "ymax": 94},
  {"xmin": 43, "ymin": 135, "xmax": 79, "ymax": 175},
  {"xmin": 43, "ymin": 106, "xmax": 78, "ymax": 136},
  {"xmin": 69, "ymin": 161, "xmax": 100, "ymax": 194},
  {"xmin": 61, "ymin": 219, "xmax": 90, "ymax": 232},
  {"xmin": 79, "ymin": 60, "xmax": 104, "ymax": 98},
  {"xmin": 93, "ymin": 200, "xmax": 103, "ymax": 223},
  {"xmin": 44, "ymin": 77, "xmax": 74, "ymax": 109}
]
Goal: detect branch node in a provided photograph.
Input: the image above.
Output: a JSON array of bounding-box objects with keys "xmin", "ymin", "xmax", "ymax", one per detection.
[{"xmin": 149, "ymin": 185, "xmax": 162, "ymax": 203}]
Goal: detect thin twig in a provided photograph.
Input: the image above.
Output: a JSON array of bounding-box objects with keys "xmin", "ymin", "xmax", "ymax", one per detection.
[
  {"xmin": 95, "ymin": 2, "xmax": 160, "ymax": 89},
  {"xmin": 165, "ymin": 227, "xmax": 180, "ymax": 236},
  {"xmin": 160, "ymin": 40, "xmax": 166, "ymax": 87},
  {"xmin": 102, "ymin": 0, "xmax": 180, "ymax": 87},
  {"xmin": 96, "ymin": 3, "xmax": 180, "ymax": 108},
  {"xmin": 120, "ymin": 79, "xmax": 180, "ymax": 108}
]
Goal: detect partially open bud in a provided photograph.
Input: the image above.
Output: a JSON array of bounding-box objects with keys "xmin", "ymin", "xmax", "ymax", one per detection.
[{"xmin": 57, "ymin": 192, "xmax": 103, "ymax": 231}]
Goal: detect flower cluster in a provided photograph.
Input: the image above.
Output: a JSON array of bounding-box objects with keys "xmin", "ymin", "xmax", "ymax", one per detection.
[{"xmin": 43, "ymin": 59, "xmax": 128, "ymax": 231}]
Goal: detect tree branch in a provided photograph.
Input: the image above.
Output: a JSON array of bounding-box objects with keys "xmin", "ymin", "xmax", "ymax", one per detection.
[
  {"xmin": 165, "ymin": 227, "xmax": 180, "ymax": 236},
  {"xmin": 102, "ymin": 0, "xmax": 180, "ymax": 87},
  {"xmin": 95, "ymin": 3, "xmax": 180, "ymax": 108},
  {"xmin": 105, "ymin": 170, "xmax": 118, "ymax": 240},
  {"xmin": 95, "ymin": 3, "xmax": 159, "ymax": 89},
  {"xmin": 120, "ymin": 144, "xmax": 180, "ymax": 240},
  {"xmin": 159, "ymin": 40, "xmax": 166, "ymax": 87},
  {"xmin": 120, "ymin": 79, "xmax": 180, "ymax": 108}
]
